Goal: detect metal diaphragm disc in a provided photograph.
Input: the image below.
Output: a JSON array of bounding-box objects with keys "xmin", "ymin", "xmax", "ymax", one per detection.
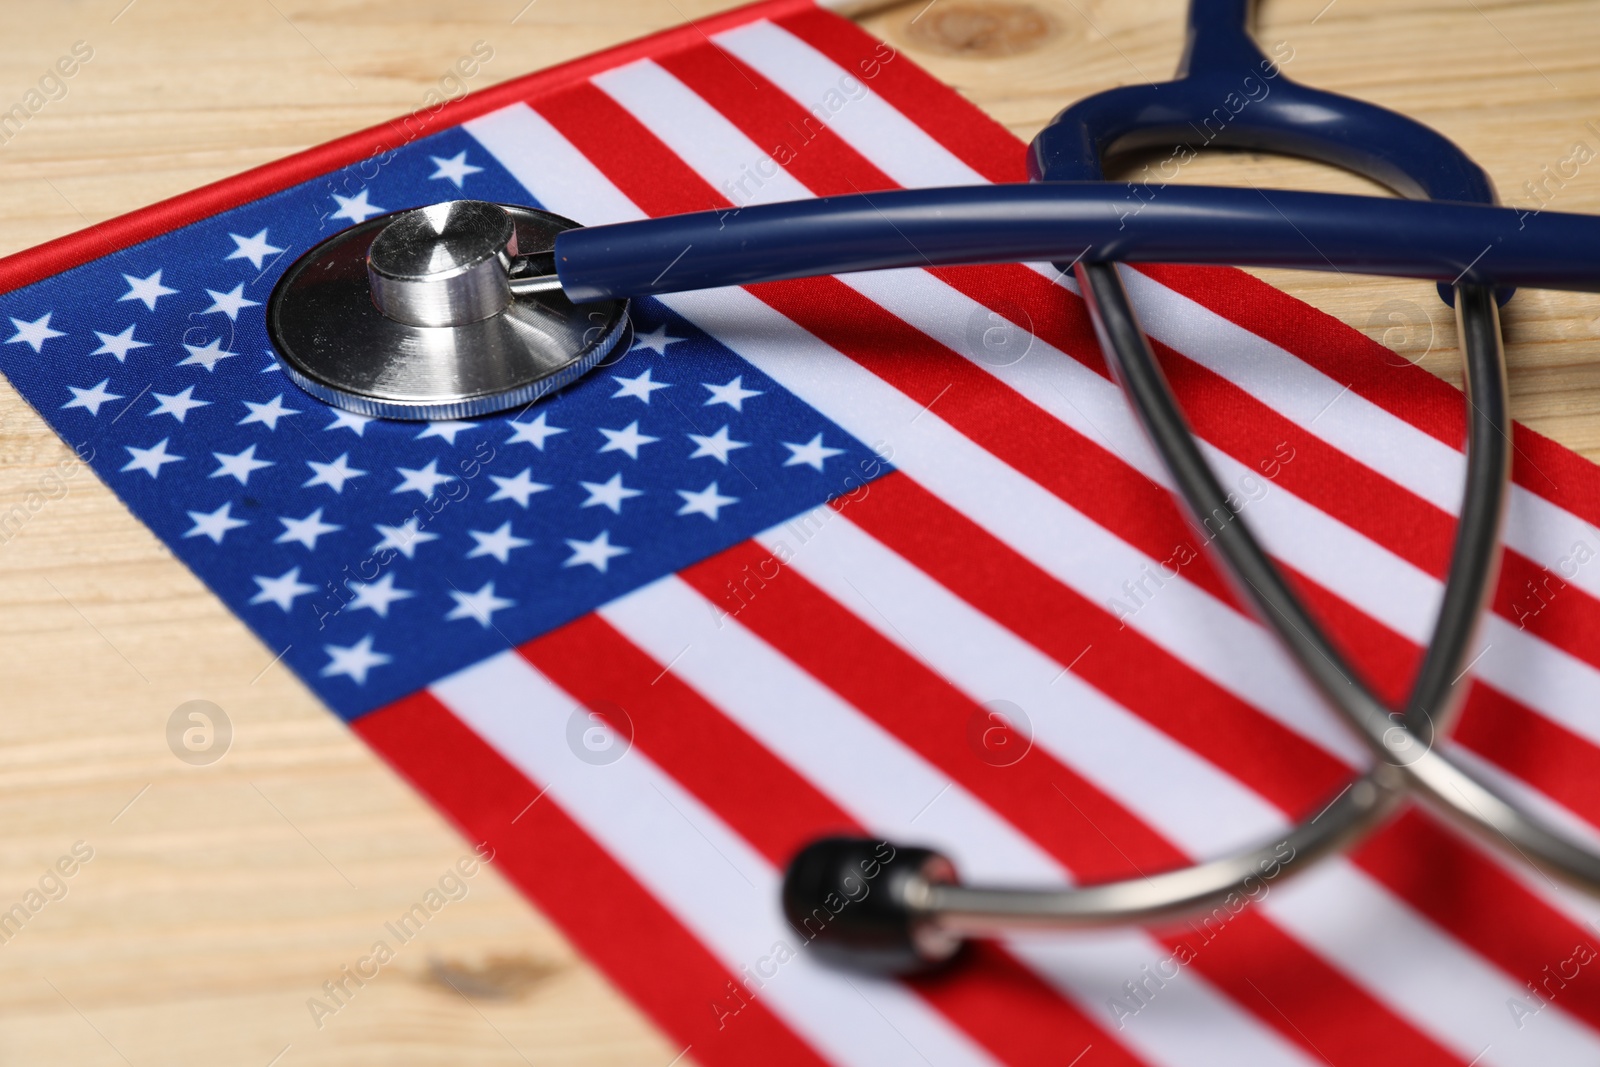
[{"xmin": 267, "ymin": 204, "xmax": 630, "ymax": 421}]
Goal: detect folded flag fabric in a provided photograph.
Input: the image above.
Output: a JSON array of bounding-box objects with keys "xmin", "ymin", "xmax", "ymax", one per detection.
[{"xmin": 3, "ymin": 1, "xmax": 1600, "ymax": 1062}]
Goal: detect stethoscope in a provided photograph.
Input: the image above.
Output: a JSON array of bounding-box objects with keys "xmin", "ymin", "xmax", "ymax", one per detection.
[{"xmin": 266, "ymin": 0, "xmax": 1600, "ymax": 974}]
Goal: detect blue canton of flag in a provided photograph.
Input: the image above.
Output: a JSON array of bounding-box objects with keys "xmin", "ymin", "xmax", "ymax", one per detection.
[{"xmin": 0, "ymin": 125, "xmax": 891, "ymax": 717}]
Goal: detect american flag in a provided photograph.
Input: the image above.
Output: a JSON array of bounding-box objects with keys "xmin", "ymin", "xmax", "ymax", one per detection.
[{"xmin": 4, "ymin": 1, "xmax": 1600, "ymax": 1062}]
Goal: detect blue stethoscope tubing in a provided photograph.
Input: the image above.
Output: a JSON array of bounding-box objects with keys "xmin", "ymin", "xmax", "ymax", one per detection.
[
  {"xmin": 554, "ymin": 183, "xmax": 1595, "ymax": 302},
  {"xmin": 683, "ymin": 0, "xmax": 1600, "ymax": 974}
]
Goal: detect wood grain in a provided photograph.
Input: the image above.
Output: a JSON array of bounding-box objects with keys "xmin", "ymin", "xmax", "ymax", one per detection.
[{"xmin": 0, "ymin": 1, "xmax": 1592, "ymax": 1063}]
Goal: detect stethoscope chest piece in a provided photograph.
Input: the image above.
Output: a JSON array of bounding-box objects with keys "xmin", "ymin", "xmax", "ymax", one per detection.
[{"xmin": 267, "ymin": 200, "xmax": 630, "ymax": 420}]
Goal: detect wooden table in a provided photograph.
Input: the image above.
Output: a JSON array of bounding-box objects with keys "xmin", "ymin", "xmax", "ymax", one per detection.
[{"xmin": 0, "ymin": 0, "xmax": 1593, "ymax": 1062}]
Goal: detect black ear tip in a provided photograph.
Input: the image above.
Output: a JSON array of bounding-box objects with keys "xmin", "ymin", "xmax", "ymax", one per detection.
[{"xmin": 781, "ymin": 836, "xmax": 963, "ymax": 975}]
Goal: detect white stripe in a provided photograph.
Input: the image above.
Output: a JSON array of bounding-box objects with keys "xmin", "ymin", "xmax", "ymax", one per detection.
[
  {"xmin": 710, "ymin": 20, "xmax": 985, "ymax": 189},
  {"xmin": 592, "ymin": 59, "xmax": 813, "ymax": 207},
  {"xmin": 756, "ymin": 506, "xmax": 1287, "ymax": 857},
  {"xmin": 431, "ymin": 650, "xmax": 1001, "ymax": 1067},
  {"xmin": 464, "ymin": 103, "xmax": 645, "ymax": 225},
  {"xmin": 1268, "ymin": 862, "xmax": 1600, "ymax": 1065},
  {"xmin": 602, "ymin": 578, "xmax": 1057, "ymax": 883},
  {"xmin": 603, "ymin": 576, "xmax": 1319, "ymax": 1067},
  {"xmin": 1118, "ymin": 268, "xmax": 1600, "ymax": 610},
  {"xmin": 1505, "ymin": 491, "xmax": 1600, "ymax": 608}
]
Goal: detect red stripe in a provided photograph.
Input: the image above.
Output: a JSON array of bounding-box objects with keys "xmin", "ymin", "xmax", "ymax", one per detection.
[
  {"xmin": 656, "ymin": 42, "xmax": 899, "ymax": 195},
  {"xmin": 0, "ymin": 0, "xmax": 825, "ymax": 296},
  {"xmin": 1453, "ymin": 687, "xmax": 1600, "ymax": 827},
  {"xmin": 1491, "ymin": 550, "xmax": 1600, "ymax": 670},
  {"xmin": 839, "ymin": 471, "xmax": 1350, "ymax": 814},
  {"xmin": 520, "ymin": 612, "xmax": 1144, "ymax": 1067},
  {"xmin": 678, "ymin": 539, "xmax": 1462, "ymax": 1065},
  {"xmin": 772, "ymin": 7, "xmax": 1026, "ymax": 183},
  {"xmin": 537, "ymin": 82, "xmax": 726, "ymax": 217},
  {"xmin": 1354, "ymin": 810, "xmax": 1600, "ymax": 1033},
  {"xmin": 523, "ymin": 612, "xmax": 855, "ymax": 863},
  {"xmin": 354, "ymin": 690, "xmax": 827, "ymax": 1067},
  {"xmin": 1140, "ymin": 263, "xmax": 1600, "ymax": 531}
]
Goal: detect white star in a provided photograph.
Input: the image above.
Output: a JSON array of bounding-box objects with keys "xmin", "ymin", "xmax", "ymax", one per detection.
[
  {"xmin": 392, "ymin": 459, "xmax": 456, "ymax": 498},
  {"xmin": 179, "ymin": 338, "xmax": 237, "ymax": 372},
  {"xmin": 677, "ymin": 481, "xmax": 738, "ymax": 520},
  {"xmin": 239, "ymin": 393, "xmax": 300, "ymax": 431},
  {"xmin": 62, "ymin": 378, "xmax": 123, "ymax": 416},
  {"xmin": 445, "ymin": 580, "xmax": 515, "ymax": 628},
  {"xmin": 321, "ymin": 635, "xmax": 391, "ymax": 685},
  {"xmin": 251, "ymin": 566, "xmax": 317, "ymax": 612},
  {"xmin": 416, "ymin": 420, "xmax": 473, "ymax": 445},
  {"xmin": 330, "ymin": 189, "xmax": 385, "ymax": 224},
  {"xmin": 429, "ymin": 151, "xmax": 484, "ymax": 188},
  {"xmin": 119, "ymin": 270, "xmax": 177, "ymax": 311},
  {"xmin": 203, "ymin": 283, "xmax": 261, "ymax": 321},
  {"xmin": 184, "ymin": 502, "xmax": 248, "ymax": 544},
  {"xmin": 148, "ymin": 385, "xmax": 209, "ymax": 422},
  {"xmin": 488, "ymin": 468, "xmax": 550, "ymax": 508},
  {"xmin": 122, "ymin": 438, "xmax": 183, "ymax": 478},
  {"xmin": 688, "ymin": 425, "xmax": 749, "ymax": 464},
  {"xmin": 580, "ymin": 472, "xmax": 643, "ymax": 514},
  {"xmin": 783, "ymin": 433, "xmax": 846, "ymax": 471},
  {"xmin": 326, "ymin": 409, "xmax": 373, "ymax": 435},
  {"xmin": 704, "ymin": 375, "xmax": 762, "ymax": 411},
  {"xmin": 506, "ymin": 412, "xmax": 565, "ymax": 449},
  {"xmin": 631, "ymin": 324, "xmax": 681, "ymax": 355},
  {"xmin": 598, "ymin": 421, "xmax": 659, "ymax": 460},
  {"xmin": 564, "ymin": 530, "xmax": 629, "ymax": 572},
  {"xmin": 276, "ymin": 506, "xmax": 342, "ymax": 550},
  {"xmin": 346, "ymin": 573, "xmax": 414, "ymax": 618},
  {"xmin": 303, "ymin": 453, "xmax": 367, "ymax": 493},
  {"xmin": 466, "ymin": 520, "xmax": 532, "ymax": 564},
  {"xmin": 92, "ymin": 324, "xmax": 149, "ymax": 362},
  {"xmin": 210, "ymin": 443, "xmax": 274, "ymax": 486},
  {"xmin": 372, "ymin": 518, "xmax": 438, "ymax": 559},
  {"xmin": 7, "ymin": 312, "xmax": 64, "ymax": 352},
  {"xmin": 611, "ymin": 367, "xmax": 671, "ymax": 403},
  {"xmin": 227, "ymin": 228, "xmax": 285, "ymax": 270}
]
